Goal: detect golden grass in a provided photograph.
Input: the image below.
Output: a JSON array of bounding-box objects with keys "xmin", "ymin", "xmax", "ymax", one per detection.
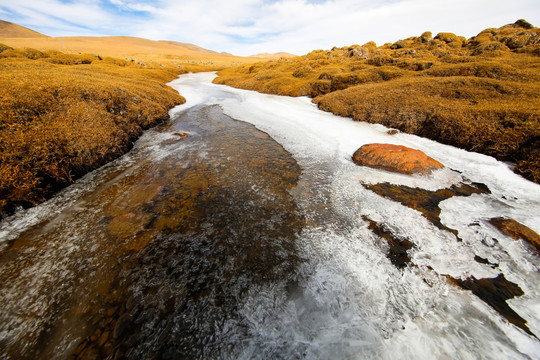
[
  {"xmin": 214, "ymin": 20, "xmax": 540, "ymax": 183},
  {"xmin": 0, "ymin": 46, "xmax": 222, "ymax": 216}
]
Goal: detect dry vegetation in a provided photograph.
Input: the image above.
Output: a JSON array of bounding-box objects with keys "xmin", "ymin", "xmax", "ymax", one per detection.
[
  {"xmin": 0, "ymin": 45, "xmax": 222, "ymax": 216},
  {"xmin": 215, "ymin": 20, "xmax": 540, "ymax": 183}
]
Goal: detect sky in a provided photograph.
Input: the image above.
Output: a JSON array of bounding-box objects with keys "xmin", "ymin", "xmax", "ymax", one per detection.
[{"xmin": 0, "ymin": 0, "xmax": 539, "ymax": 56}]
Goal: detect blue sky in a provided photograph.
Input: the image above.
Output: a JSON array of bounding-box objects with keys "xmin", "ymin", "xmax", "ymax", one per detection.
[{"xmin": 0, "ymin": 0, "xmax": 539, "ymax": 56}]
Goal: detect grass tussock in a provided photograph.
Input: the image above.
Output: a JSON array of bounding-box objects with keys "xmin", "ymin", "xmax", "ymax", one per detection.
[
  {"xmin": 0, "ymin": 46, "xmax": 216, "ymax": 216},
  {"xmin": 214, "ymin": 20, "xmax": 540, "ymax": 183}
]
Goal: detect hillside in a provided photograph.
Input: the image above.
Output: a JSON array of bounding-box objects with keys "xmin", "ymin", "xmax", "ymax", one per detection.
[
  {"xmin": 0, "ymin": 20, "xmax": 260, "ymax": 68},
  {"xmin": 0, "ymin": 35, "xmax": 257, "ymax": 67},
  {"xmin": 159, "ymin": 40, "xmax": 218, "ymax": 53},
  {"xmin": 214, "ymin": 20, "xmax": 540, "ymax": 183},
  {"xmin": 0, "ymin": 20, "xmax": 48, "ymax": 38},
  {"xmin": 251, "ymin": 52, "xmax": 298, "ymax": 59},
  {"xmin": 0, "ymin": 35, "xmax": 216, "ymax": 58}
]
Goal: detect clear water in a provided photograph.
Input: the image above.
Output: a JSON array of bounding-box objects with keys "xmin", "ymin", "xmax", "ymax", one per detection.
[{"xmin": 0, "ymin": 72, "xmax": 539, "ymax": 359}]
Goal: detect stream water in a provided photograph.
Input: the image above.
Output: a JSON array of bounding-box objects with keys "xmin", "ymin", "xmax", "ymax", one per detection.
[{"xmin": 0, "ymin": 72, "xmax": 539, "ymax": 359}]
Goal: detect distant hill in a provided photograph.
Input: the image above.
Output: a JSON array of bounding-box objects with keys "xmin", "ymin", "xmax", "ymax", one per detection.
[
  {"xmin": 157, "ymin": 40, "xmax": 218, "ymax": 54},
  {"xmin": 251, "ymin": 52, "xmax": 297, "ymax": 59},
  {"xmin": 0, "ymin": 19, "xmax": 258, "ymax": 66},
  {"xmin": 0, "ymin": 35, "xmax": 221, "ymax": 58},
  {"xmin": 0, "ymin": 20, "xmax": 48, "ymax": 38}
]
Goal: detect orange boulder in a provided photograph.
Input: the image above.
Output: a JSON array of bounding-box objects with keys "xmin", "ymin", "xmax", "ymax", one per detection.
[{"xmin": 352, "ymin": 143, "xmax": 444, "ymax": 175}]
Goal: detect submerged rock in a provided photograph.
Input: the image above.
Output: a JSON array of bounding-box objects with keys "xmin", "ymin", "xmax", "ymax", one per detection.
[
  {"xmin": 362, "ymin": 215, "xmax": 414, "ymax": 269},
  {"xmin": 352, "ymin": 143, "xmax": 444, "ymax": 175},
  {"xmin": 364, "ymin": 182, "xmax": 489, "ymax": 238},
  {"xmin": 447, "ymin": 273, "xmax": 535, "ymax": 337},
  {"xmin": 489, "ymin": 217, "xmax": 540, "ymax": 251},
  {"xmin": 173, "ymin": 131, "xmax": 189, "ymax": 138}
]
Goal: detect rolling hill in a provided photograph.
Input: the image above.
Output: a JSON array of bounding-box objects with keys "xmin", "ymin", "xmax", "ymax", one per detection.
[
  {"xmin": 0, "ymin": 20, "xmax": 258, "ymax": 67},
  {"xmin": 251, "ymin": 52, "xmax": 297, "ymax": 59},
  {"xmin": 0, "ymin": 19, "xmax": 48, "ymax": 38}
]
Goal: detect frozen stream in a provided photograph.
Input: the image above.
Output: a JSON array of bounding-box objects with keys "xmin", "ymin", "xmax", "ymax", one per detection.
[{"xmin": 0, "ymin": 72, "xmax": 539, "ymax": 359}]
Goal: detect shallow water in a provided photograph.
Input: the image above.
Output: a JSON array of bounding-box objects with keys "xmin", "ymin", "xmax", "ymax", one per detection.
[{"xmin": 0, "ymin": 72, "xmax": 539, "ymax": 359}]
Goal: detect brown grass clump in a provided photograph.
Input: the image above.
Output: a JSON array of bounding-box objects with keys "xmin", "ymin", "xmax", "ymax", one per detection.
[
  {"xmin": 0, "ymin": 43, "xmax": 13, "ymax": 52},
  {"xmin": 214, "ymin": 20, "xmax": 540, "ymax": 183},
  {"xmin": 0, "ymin": 47, "xmax": 212, "ymax": 216}
]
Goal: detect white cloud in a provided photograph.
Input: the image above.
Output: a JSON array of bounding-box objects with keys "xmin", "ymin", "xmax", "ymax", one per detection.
[
  {"xmin": 0, "ymin": 0, "xmax": 123, "ymax": 35},
  {"xmin": 0, "ymin": 0, "xmax": 539, "ymax": 56},
  {"xmin": 108, "ymin": 0, "xmax": 159, "ymax": 13}
]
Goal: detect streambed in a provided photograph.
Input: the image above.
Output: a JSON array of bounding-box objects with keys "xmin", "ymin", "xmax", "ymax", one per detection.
[{"xmin": 0, "ymin": 72, "xmax": 539, "ymax": 359}]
